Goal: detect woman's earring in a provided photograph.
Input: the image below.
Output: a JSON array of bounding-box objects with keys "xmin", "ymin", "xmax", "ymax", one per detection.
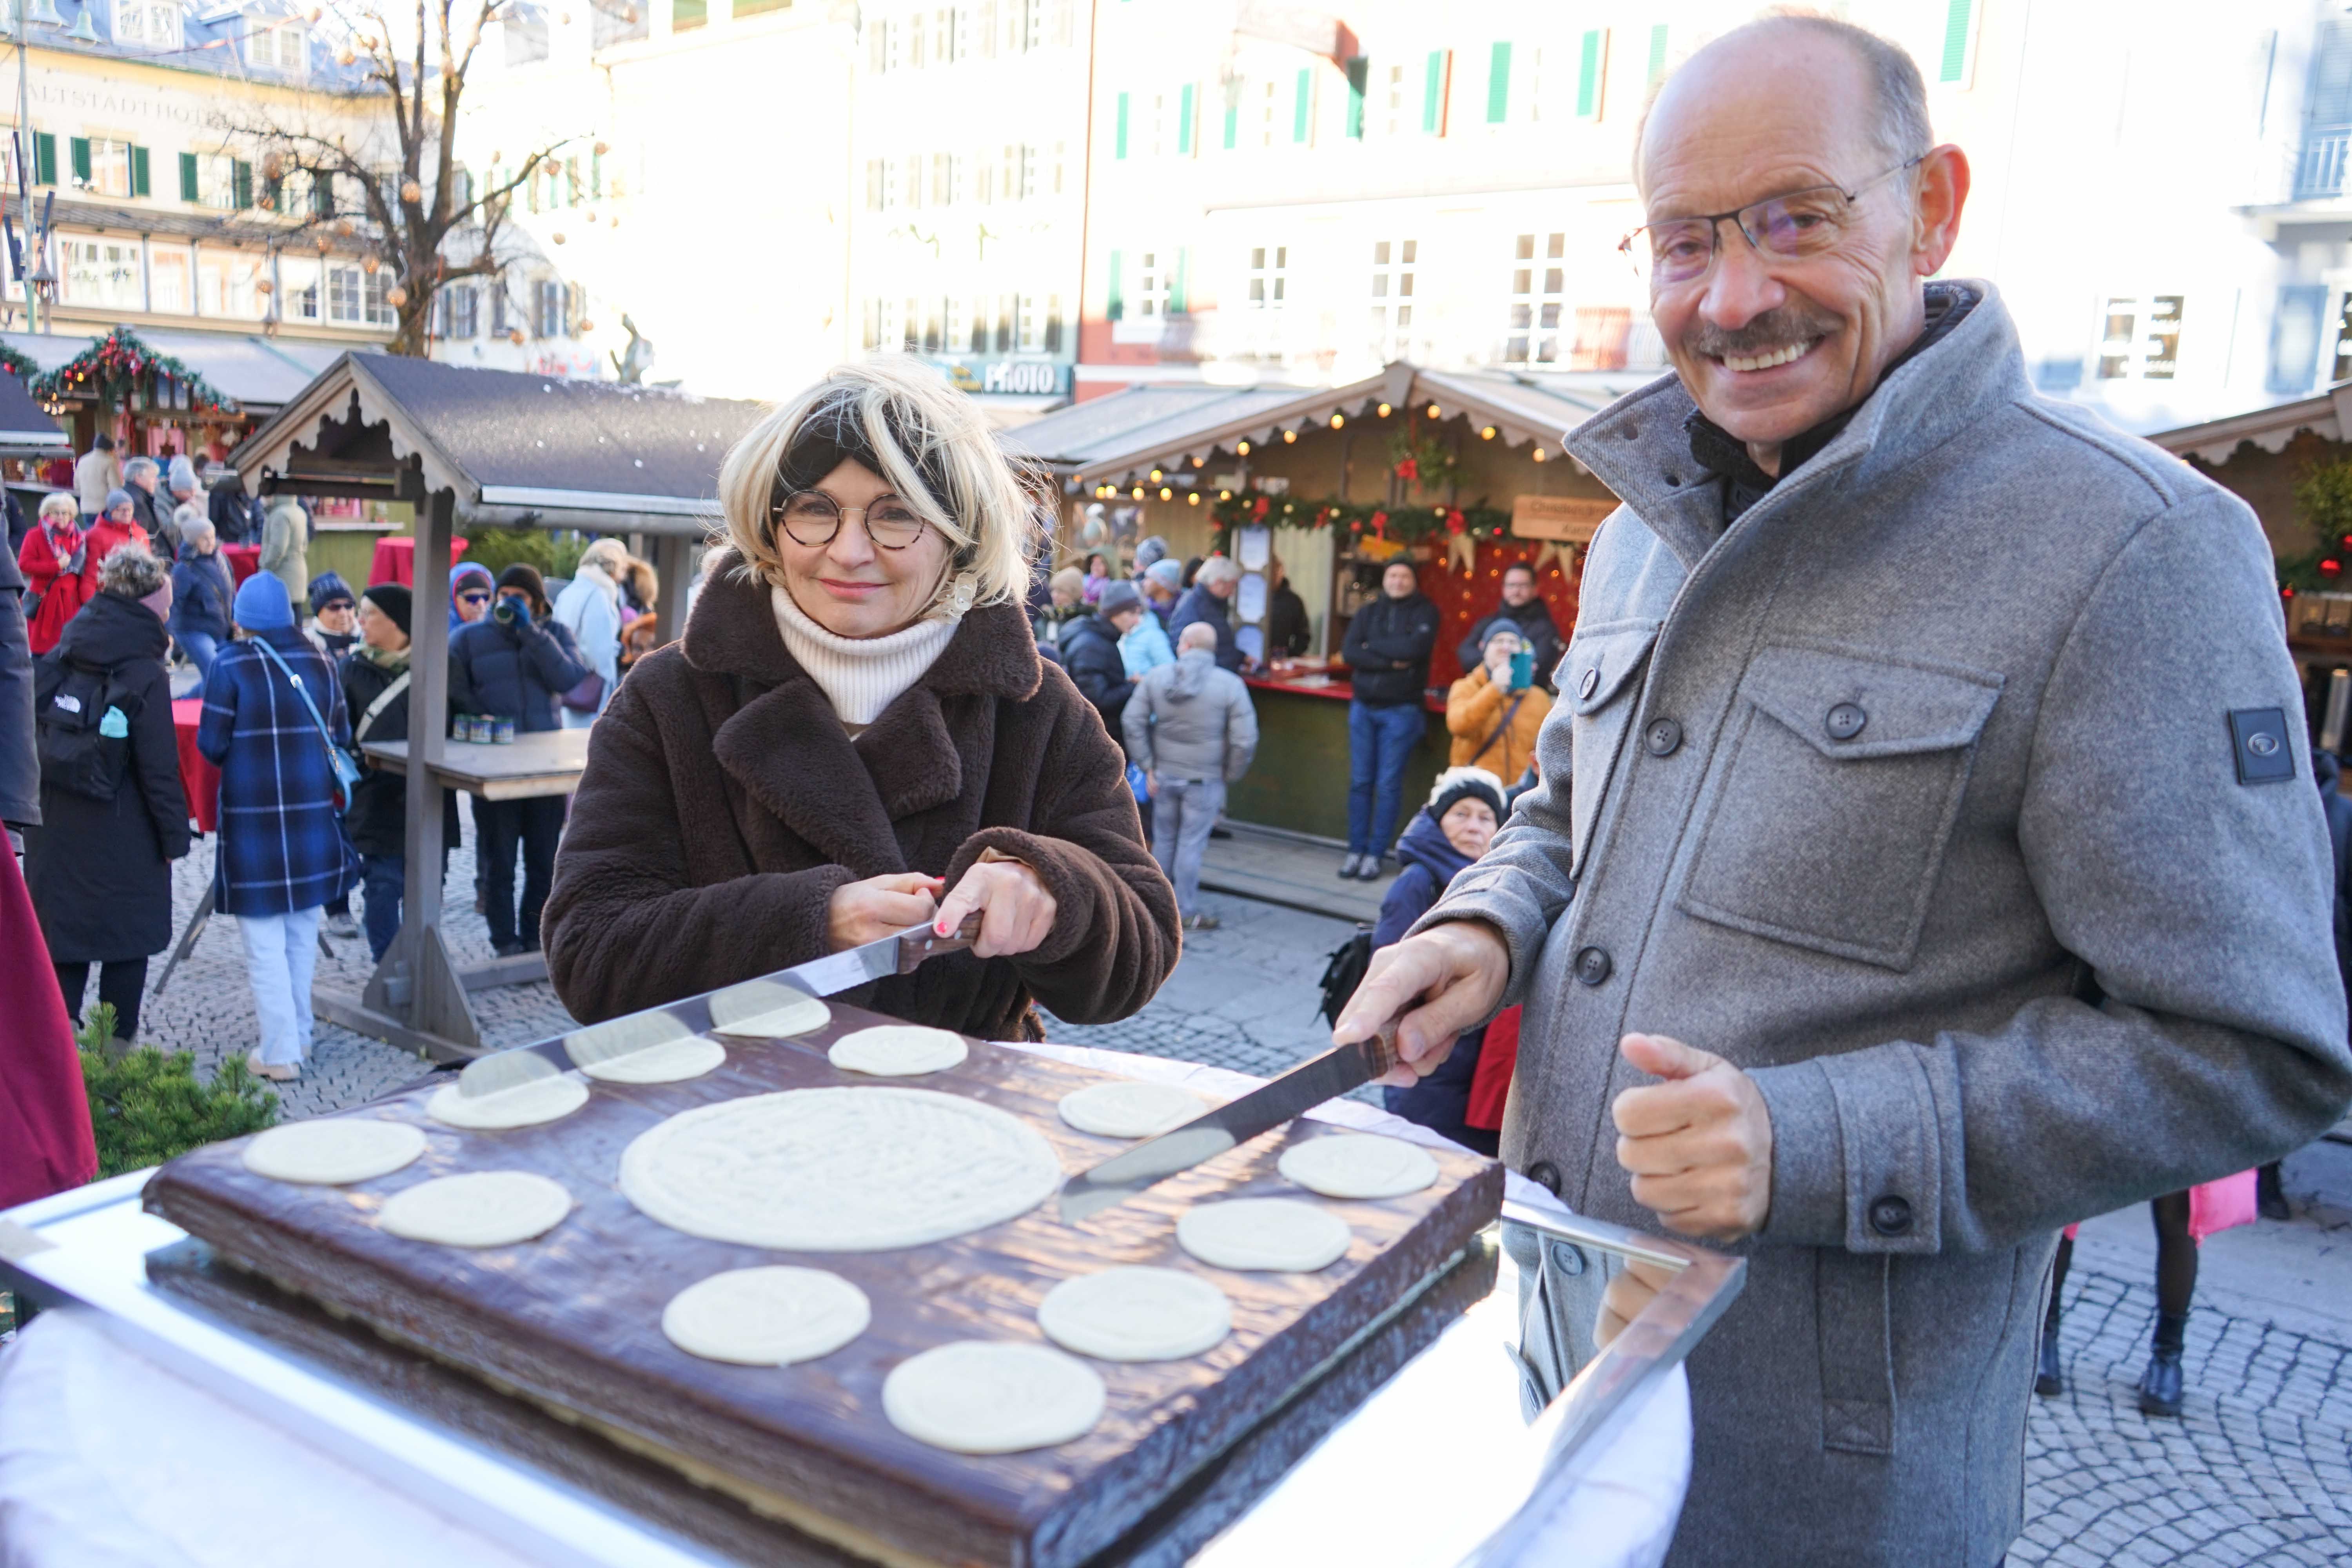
[{"xmin": 947, "ymin": 572, "xmax": 978, "ymax": 614}]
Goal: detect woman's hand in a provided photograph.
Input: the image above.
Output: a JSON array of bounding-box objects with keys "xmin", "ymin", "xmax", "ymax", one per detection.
[
  {"xmin": 933, "ymin": 857, "xmax": 1058, "ymax": 960},
  {"xmin": 1594, "ymin": 1257, "xmax": 1680, "ymax": 1348},
  {"xmin": 826, "ymin": 872, "xmax": 943, "ymax": 952}
]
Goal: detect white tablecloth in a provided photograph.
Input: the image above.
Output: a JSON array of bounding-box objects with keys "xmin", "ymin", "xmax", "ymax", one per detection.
[{"xmin": 0, "ymin": 1041, "xmax": 1691, "ymax": 1568}]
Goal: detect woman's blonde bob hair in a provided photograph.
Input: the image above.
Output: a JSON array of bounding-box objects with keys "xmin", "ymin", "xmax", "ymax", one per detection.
[
  {"xmin": 38, "ymin": 491, "xmax": 76, "ymax": 522},
  {"xmin": 717, "ymin": 358, "xmax": 1042, "ymax": 617}
]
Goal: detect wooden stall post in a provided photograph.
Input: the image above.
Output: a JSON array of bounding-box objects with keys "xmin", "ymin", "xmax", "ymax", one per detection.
[{"xmin": 653, "ymin": 532, "xmax": 692, "ymax": 648}]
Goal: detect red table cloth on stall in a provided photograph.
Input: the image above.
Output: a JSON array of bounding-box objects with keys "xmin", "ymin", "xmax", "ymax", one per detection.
[
  {"xmin": 172, "ymin": 698, "xmax": 220, "ymax": 834},
  {"xmin": 220, "ymin": 544, "xmax": 262, "ymax": 586},
  {"xmin": 369, "ymin": 535, "xmax": 468, "ymax": 589}
]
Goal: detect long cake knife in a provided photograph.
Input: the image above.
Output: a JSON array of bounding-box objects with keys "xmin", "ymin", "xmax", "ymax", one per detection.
[
  {"xmin": 456, "ymin": 914, "xmax": 981, "ymax": 1097},
  {"xmin": 1056, "ymin": 1027, "xmax": 1399, "ymax": 1224}
]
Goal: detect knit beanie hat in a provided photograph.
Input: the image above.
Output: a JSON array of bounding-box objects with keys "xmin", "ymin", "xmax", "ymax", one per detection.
[
  {"xmin": 307, "ymin": 570, "xmax": 356, "ymax": 615},
  {"xmin": 1098, "ymin": 580, "xmax": 1143, "ymax": 617},
  {"xmin": 361, "ymin": 583, "xmax": 413, "ymax": 635},
  {"xmin": 167, "ymin": 455, "xmax": 199, "ymax": 493},
  {"xmin": 1144, "ymin": 558, "xmax": 1185, "ymax": 592},
  {"xmin": 1481, "ymin": 621, "xmax": 1526, "ymax": 655},
  {"xmin": 496, "ymin": 562, "xmax": 548, "ymax": 613},
  {"xmin": 1133, "ymin": 535, "xmax": 1169, "ymax": 573},
  {"xmin": 232, "ymin": 571, "xmax": 296, "ymax": 630},
  {"xmin": 1427, "ymin": 766, "xmax": 1507, "ymax": 826},
  {"xmin": 103, "ymin": 487, "xmax": 133, "ymax": 515}
]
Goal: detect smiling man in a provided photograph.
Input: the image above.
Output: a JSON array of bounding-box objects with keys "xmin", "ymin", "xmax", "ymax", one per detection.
[{"xmin": 1336, "ymin": 16, "xmax": 2352, "ymax": 1566}]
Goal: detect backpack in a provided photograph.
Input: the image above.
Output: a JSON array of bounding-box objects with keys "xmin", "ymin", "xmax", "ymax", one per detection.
[
  {"xmin": 34, "ymin": 655, "xmax": 133, "ymax": 801},
  {"xmin": 1314, "ymin": 925, "xmax": 1375, "ymax": 1029}
]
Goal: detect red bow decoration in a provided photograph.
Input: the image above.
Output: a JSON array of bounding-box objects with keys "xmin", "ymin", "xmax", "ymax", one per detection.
[
  {"xmin": 1394, "ymin": 456, "xmax": 1419, "ymax": 482},
  {"xmin": 1251, "ymin": 496, "xmax": 1270, "ymax": 521}
]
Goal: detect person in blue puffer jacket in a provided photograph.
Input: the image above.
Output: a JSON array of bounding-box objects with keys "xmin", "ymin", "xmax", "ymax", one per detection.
[{"xmin": 1373, "ymin": 766, "xmax": 1507, "ymax": 1156}]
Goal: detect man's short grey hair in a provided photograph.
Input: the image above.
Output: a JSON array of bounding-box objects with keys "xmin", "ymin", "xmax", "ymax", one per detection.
[
  {"xmin": 1196, "ymin": 556, "xmax": 1243, "ymax": 589},
  {"xmin": 1639, "ymin": 15, "xmax": 1932, "ymax": 185},
  {"xmin": 1177, "ymin": 621, "xmax": 1220, "ymax": 653},
  {"xmin": 123, "ymin": 456, "xmax": 159, "ymax": 483}
]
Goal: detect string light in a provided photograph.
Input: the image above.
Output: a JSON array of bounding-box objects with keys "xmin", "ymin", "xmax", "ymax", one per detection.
[
  {"xmin": 1426, "ymin": 403, "xmax": 1441, "ymax": 418},
  {"xmin": 1281, "ymin": 429, "xmax": 1297, "ymax": 444},
  {"xmin": 1131, "ymin": 485, "xmax": 1145, "ymax": 500},
  {"xmin": 1329, "ymin": 413, "xmax": 1345, "ymax": 429},
  {"xmin": 1238, "ymin": 439, "xmax": 1251, "ymax": 455},
  {"xmin": 1480, "ymin": 426, "xmax": 1497, "ymax": 440},
  {"xmin": 1187, "ymin": 492, "xmax": 1200, "ymax": 505},
  {"xmin": 1149, "ymin": 468, "xmax": 1163, "ymax": 482},
  {"xmin": 1191, "ymin": 455, "xmax": 1204, "ymax": 467},
  {"xmin": 1532, "ymin": 447, "xmax": 1547, "ymax": 463},
  {"xmin": 1219, "ymin": 490, "xmax": 1232, "ymax": 501},
  {"xmin": 1377, "ymin": 402, "xmax": 1392, "ymax": 417},
  {"xmin": 1159, "ymin": 486, "xmax": 1173, "ymax": 501}
]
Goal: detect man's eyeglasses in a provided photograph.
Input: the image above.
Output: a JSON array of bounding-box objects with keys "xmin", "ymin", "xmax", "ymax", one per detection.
[
  {"xmin": 773, "ymin": 490, "xmax": 929, "ymax": 552},
  {"xmin": 1619, "ymin": 154, "xmax": 1926, "ymax": 288}
]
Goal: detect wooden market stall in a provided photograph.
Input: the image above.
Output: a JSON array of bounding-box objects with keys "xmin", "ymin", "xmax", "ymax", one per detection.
[
  {"xmin": 225, "ymin": 353, "xmax": 764, "ymax": 1059},
  {"xmin": 0, "ymin": 367, "xmax": 73, "ymax": 512},
  {"xmin": 1005, "ymin": 363, "xmax": 1645, "ymax": 838}
]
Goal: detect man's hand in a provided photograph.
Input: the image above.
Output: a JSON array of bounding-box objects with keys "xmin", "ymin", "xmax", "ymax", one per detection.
[
  {"xmin": 1332, "ymin": 921, "xmax": 1510, "ymax": 1087},
  {"xmin": 826, "ymin": 872, "xmax": 942, "ymax": 952},
  {"xmin": 933, "ymin": 857, "xmax": 1058, "ymax": 959},
  {"xmin": 1611, "ymin": 1033, "xmax": 1773, "ymax": 1241},
  {"xmin": 1594, "ymin": 1256, "xmax": 1679, "ymax": 1348}
]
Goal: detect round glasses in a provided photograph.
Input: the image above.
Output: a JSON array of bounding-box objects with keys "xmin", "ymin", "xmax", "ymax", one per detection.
[
  {"xmin": 1619, "ymin": 155, "xmax": 1924, "ymax": 289},
  {"xmin": 774, "ymin": 490, "xmax": 930, "ymax": 551}
]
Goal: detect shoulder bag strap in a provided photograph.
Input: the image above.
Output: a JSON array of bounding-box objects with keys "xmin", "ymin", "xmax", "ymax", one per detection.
[
  {"xmin": 355, "ymin": 669, "xmax": 412, "ymax": 743},
  {"xmin": 252, "ymin": 638, "xmax": 346, "ymax": 756},
  {"xmin": 1471, "ymin": 691, "xmax": 1529, "ymax": 765}
]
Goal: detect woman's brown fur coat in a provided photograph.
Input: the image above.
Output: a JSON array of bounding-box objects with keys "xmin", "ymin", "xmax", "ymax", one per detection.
[{"xmin": 543, "ymin": 554, "xmax": 1180, "ymax": 1038}]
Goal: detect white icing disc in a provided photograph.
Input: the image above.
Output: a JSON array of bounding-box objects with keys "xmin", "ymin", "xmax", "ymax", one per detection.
[
  {"xmin": 707, "ymin": 980, "xmax": 830, "ymax": 1039},
  {"xmin": 1057, "ymin": 1081, "xmax": 1211, "ymax": 1139},
  {"xmin": 379, "ymin": 1171, "xmax": 573, "ymax": 1248},
  {"xmin": 829, "ymin": 1025, "xmax": 969, "ymax": 1077},
  {"xmin": 1038, "ymin": 1267, "xmax": 1232, "ymax": 1362},
  {"xmin": 577, "ymin": 1036, "xmax": 727, "ymax": 1085},
  {"xmin": 661, "ymin": 1266, "xmax": 872, "ymax": 1366},
  {"xmin": 882, "ymin": 1341, "xmax": 1106, "ymax": 1454},
  {"xmin": 619, "ymin": 1087, "xmax": 1062, "ymax": 1250},
  {"xmin": 241, "ymin": 1119, "xmax": 426, "ymax": 1185},
  {"xmin": 428, "ymin": 1075, "xmax": 590, "ymax": 1130},
  {"xmin": 1277, "ymin": 1133, "xmax": 1440, "ymax": 1200},
  {"xmin": 1176, "ymin": 1198, "xmax": 1352, "ymax": 1272}
]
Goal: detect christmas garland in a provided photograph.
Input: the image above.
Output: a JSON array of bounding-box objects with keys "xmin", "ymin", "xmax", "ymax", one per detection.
[
  {"xmin": 1209, "ymin": 487, "xmax": 1512, "ymax": 550},
  {"xmin": 30, "ymin": 326, "xmax": 232, "ymax": 413},
  {"xmin": 0, "ymin": 342, "xmax": 37, "ymax": 381}
]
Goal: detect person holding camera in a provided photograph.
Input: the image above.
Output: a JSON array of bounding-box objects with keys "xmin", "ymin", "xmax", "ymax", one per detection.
[
  {"xmin": 449, "ymin": 563, "xmax": 592, "ymax": 957},
  {"xmin": 1446, "ymin": 624, "xmax": 1552, "ymax": 785}
]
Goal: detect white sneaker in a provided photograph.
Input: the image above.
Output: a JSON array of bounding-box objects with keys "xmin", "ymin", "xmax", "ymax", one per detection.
[
  {"xmin": 324, "ymin": 911, "xmax": 359, "ymax": 940},
  {"xmin": 245, "ymin": 1049, "xmax": 300, "ymax": 1083},
  {"xmin": 1338, "ymin": 852, "xmax": 1365, "ymax": 878}
]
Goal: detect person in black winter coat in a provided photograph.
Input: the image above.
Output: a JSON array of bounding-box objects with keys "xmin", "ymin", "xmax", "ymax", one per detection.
[
  {"xmin": 24, "ymin": 546, "xmax": 190, "ymax": 1043},
  {"xmin": 1057, "ymin": 585, "xmax": 1140, "ymax": 736},
  {"xmin": 1338, "ymin": 559, "xmax": 1440, "ymax": 877},
  {"xmin": 1374, "ymin": 768, "xmax": 1507, "ymax": 1155},
  {"xmin": 450, "ymin": 563, "xmax": 592, "ymax": 956},
  {"xmin": 0, "ymin": 545, "xmax": 38, "ymax": 848},
  {"xmin": 338, "ymin": 584, "xmax": 458, "ymax": 964},
  {"xmin": 1453, "ymin": 562, "xmax": 1564, "ymax": 691},
  {"xmin": 1264, "ymin": 559, "xmax": 1312, "ymax": 660},
  {"xmin": 208, "ymin": 474, "xmax": 262, "ymax": 545},
  {"xmin": 169, "ymin": 521, "xmax": 234, "ymax": 679},
  {"xmin": 4, "ymin": 486, "xmax": 27, "ymax": 560},
  {"xmin": 1165, "ymin": 557, "xmax": 1247, "ymax": 672}
]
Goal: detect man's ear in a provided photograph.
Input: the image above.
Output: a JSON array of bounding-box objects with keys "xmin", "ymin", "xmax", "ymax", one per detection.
[{"xmin": 1912, "ymin": 143, "xmax": 1970, "ymax": 277}]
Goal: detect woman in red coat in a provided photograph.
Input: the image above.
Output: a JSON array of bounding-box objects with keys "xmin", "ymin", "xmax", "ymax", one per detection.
[
  {"xmin": 17, "ymin": 492, "xmax": 88, "ymax": 655},
  {"xmin": 77, "ymin": 488, "xmax": 149, "ymax": 603}
]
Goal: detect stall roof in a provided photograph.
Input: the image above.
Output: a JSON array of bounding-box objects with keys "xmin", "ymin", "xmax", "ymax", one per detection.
[
  {"xmin": 0, "ymin": 372, "xmax": 69, "ymax": 456},
  {"xmin": 0, "ymin": 328, "xmax": 365, "ymax": 414},
  {"xmin": 1002, "ymin": 363, "xmax": 1657, "ymax": 481},
  {"xmin": 229, "ymin": 352, "xmax": 769, "ymax": 533},
  {"xmin": 2150, "ymin": 386, "xmax": 2352, "ymax": 465}
]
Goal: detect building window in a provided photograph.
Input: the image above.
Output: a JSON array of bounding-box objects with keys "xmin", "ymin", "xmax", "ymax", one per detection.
[
  {"xmin": 1044, "ymin": 294, "xmax": 1062, "ymax": 353},
  {"xmin": 903, "ymin": 154, "xmax": 922, "ymax": 209},
  {"xmin": 279, "ymin": 256, "xmax": 319, "ymax": 321},
  {"xmin": 1501, "ymin": 232, "xmax": 1564, "ymax": 364},
  {"xmin": 1259, "ymin": 77, "xmax": 1279, "ymax": 148},
  {"xmin": 931, "ymin": 152, "xmax": 953, "ymax": 205},
  {"xmin": 1370, "ymin": 238, "xmax": 1416, "ymax": 360},
  {"xmin": 439, "ymin": 283, "xmax": 478, "ymax": 338},
  {"xmin": 2333, "ymin": 295, "xmax": 2352, "ymax": 386},
  {"xmin": 81, "ymin": 138, "xmax": 134, "ymax": 198},
  {"xmin": 1247, "ymin": 245, "xmax": 1287, "ymax": 309},
  {"xmin": 2096, "ymin": 296, "xmax": 2183, "ymax": 381},
  {"xmin": 200, "ymin": 250, "xmax": 265, "ymax": 319},
  {"xmin": 249, "ymin": 23, "xmax": 304, "ymax": 71},
  {"xmin": 1384, "ymin": 62, "xmax": 1408, "ymax": 136},
  {"xmin": 673, "ymin": 0, "xmax": 705, "ymax": 31},
  {"xmin": 865, "ymin": 158, "xmax": 885, "ymax": 210},
  {"xmin": 535, "ymin": 278, "xmax": 568, "ymax": 337},
  {"xmin": 1568, "ymin": 307, "xmax": 1632, "ymax": 370},
  {"xmin": 60, "ymin": 238, "xmax": 143, "ymax": 309},
  {"xmin": 149, "ymin": 247, "xmax": 189, "ymax": 312},
  {"xmin": 1134, "ymin": 250, "xmax": 1172, "ymax": 318},
  {"xmin": 117, "ymin": 1, "xmax": 184, "ymax": 49},
  {"xmin": 328, "ymin": 265, "xmax": 364, "ymax": 323}
]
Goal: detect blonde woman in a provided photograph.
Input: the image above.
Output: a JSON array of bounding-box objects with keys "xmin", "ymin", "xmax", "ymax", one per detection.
[
  {"xmin": 542, "ymin": 360, "xmax": 1180, "ymax": 1036},
  {"xmin": 551, "ymin": 535, "xmax": 628, "ymax": 725}
]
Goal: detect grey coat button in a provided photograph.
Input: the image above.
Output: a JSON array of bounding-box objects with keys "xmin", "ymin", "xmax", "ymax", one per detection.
[
  {"xmin": 1645, "ymin": 718, "xmax": 1682, "ymax": 756},
  {"xmin": 1579, "ymin": 666, "xmax": 1600, "ymax": 699},
  {"xmin": 1550, "ymin": 1240, "xmax": 1587, "ymax": 1276},
  {"xmin": 1574, "ymin": 946, "xmax": 1612, "ymax": 985},
  {"xmin": 1826, "ymin": 702, "xmax": 1867, "ymax": 741},
  {"xmin": 1526, "ymin": 1160, "xmax": 1564, "ymax": 1196},
  {"xmin": 1869, "ymin": 1195, "xmax": 1913, "ymax": 1236}
]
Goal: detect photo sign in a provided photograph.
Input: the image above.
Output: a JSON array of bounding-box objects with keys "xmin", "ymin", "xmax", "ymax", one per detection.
[{"xmin": 1510, "ymin": 494, "xmax": 1617, "ymax": 544}]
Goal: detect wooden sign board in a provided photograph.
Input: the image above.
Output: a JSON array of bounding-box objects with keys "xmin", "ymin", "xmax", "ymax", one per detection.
[{"xmin": 1511, "ymin": 494, "xmax": 1617, "ymax": 543}]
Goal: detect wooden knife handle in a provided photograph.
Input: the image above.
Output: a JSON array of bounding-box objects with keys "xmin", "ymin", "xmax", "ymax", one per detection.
[
  {"xmin": 1363, "ymin": 1024, "xmax": 1401, "ymax": 1080},
  {"xmin": 898, "ymin": 912, "xmax": 984, "ymax": 973}
]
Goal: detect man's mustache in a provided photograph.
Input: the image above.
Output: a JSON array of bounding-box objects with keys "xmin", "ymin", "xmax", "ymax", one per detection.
[{"xmin": 1684, "ymin": 306, "xmax": 1842, "ymax": 359}]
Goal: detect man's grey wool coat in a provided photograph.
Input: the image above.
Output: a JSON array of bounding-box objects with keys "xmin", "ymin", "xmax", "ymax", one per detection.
[{"xmin": 1419, "ymin": 283, "xmax": 2352, "ymax": 1567}]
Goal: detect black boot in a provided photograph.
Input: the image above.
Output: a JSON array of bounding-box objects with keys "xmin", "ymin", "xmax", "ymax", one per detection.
[
  {"xmin": 2035, "ymin": 1318, "xmax": 2064, "ymax": 1397},
  {"xmin": 2258, "ymin": 1161, "xmax": 2290, "ymax": 1222},
  {"xmin": 2138, "ymin": 1313, "xmax": 2187, "ymax": 1418}
]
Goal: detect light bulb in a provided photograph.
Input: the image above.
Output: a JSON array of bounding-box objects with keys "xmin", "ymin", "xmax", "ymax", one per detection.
[
  {"xmin": 1237, "ymin": 439, "xmax": 1250, "ymax": 455},
  {"xmin": 1282, "ymin": 429, "xmax": 1296, "ymax": 443},
  {"xmin": 1377, "ymin": 402, "xmax": 1392, "ymax": 416},
  {"xmin": 1426, "ymin": 403, "xmax": 1440, "ymax": 418},
  {"xmin": 1481, "ymin": 426, "xmax": 1497, "ymax": 440},
  {"xmin": 1329, "ymin": 414, "xmax": 1344, "ymax": 429}
]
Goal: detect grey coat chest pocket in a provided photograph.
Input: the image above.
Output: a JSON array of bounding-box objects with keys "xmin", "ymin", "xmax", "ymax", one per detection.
[
  {"xmin": 1561, "ymin": 618, "xmax": 1662, "ymax": 877},
  {"xmin": 1678, "ymin": 644, "xmax": 2002, "ymax": 970}
]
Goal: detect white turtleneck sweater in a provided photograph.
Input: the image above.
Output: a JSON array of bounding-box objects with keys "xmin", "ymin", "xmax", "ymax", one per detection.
[{"xmin": 770, "ymin": 583, "xmax": 960, "ymax": 733}]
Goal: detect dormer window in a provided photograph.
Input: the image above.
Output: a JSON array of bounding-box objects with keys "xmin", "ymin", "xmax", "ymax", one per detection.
[
  {"xmin": 113, "ymin": 0, "xmax": 183, "ymax": 49},
  {"xmin": 251, "ymin": 22, "xmax": 306, "ymax": 73}
]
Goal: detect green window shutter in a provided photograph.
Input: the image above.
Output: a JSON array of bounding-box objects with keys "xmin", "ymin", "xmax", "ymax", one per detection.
[
  {"xmin": 314, "ymin": 172, "xmax": 334, "ymax": 217},
  {"xmin": 1292, "ymin": 67, "xmax": 1310, "ymax": 143},
  {"xmin": 1115, "ymin": 91, "xmax": 1129, "ymax": 159},
  {"xmin": 1345, "ymin": 57, "xmax": 1367, "ymax": 139},
  {"xmin": 1169, "ymin": 248, "xmax": 1187, "ymax": 313},
  {"xmin": 1422, "ymin": 51, "xmax": 1445, "ymax": 134},
  {"xmin": 130, "ymin": 145, "xmax": 149, "ymax": 198},
  {"xmin": 178, "ymin": 151, "xmax": 198, "ymax": 201},
  {"xmin": 1223, "ymin": 100, "xmax": 1238, "ymax": 150},
  {"xmin": 69, "ymin": 137, "xmax": 91, "ymax": 183},
  {"xmin": 1106, "ymin": 249, "xmax": 1124, "ymax": 321},
  {"xmin": 1178, "ymin": 83, "xmax": 1194, "ymax": 155},
  {"xmin": 34, "ymin": 132, "xmax": 56, "ymax": 186},
  {"xmin": 233, "ymin": 160, "xmax": 253, "ymax": 209},
  {"xmin": 1647, "ymin": 24, "xmax": 1668, "ymax": 85},
  {"xmin": 1486, "ymin": 42, "xmax": 1510, "ymax": 123},
  {"xmin": 1576, "ymin": 30, "xmax": 1602, "ymax": 118},
  {"xmin": 1938, "ymin": 0, "xmax": 1973, "ymax": 83}
]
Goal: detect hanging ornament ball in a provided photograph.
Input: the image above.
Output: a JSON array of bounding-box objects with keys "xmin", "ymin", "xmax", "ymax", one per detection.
[
  {"xmin": 338, "ymin": 49, "xmax": 355, "ymax": 65},
  {"xmin": 620, "ymin": 6, "xmax": 635, "ymax": 20},
  {"xmin": 577, "ymin": 318, "xmax": 594, "ymax": 332},
  {"xmin": 608, "ymin": 217, "xmax": 621, "ymax": 229},
  {"xmin": 314, "ymin": 234, "xmax": 332, "ymax": 253},
  {"xmin": 361, "ymin": 254, "xmax": 380, "ymax": 274},
  {"xmin": 257, "ymin": 194, "xmax": 275, "ymax": 211},
  {"xmin": 335, "ymin": 219, "xmax": 354, "ymax": 237},
  {"xmin": 509, "ymin": 328, "xmax": 525, "ymax": 345},
  {"xmin": 400, "ymin": 180, "xmax": 422, "ymax": 203},
  {"xmin": 584, "ymin": 211, "xmax": 597, "ymax": 223},
  {"xmin": 552, "ymin": 232, "xmax": 566, "ymax": 245},
  {"xmin": 385, "ymin": 285, "xmax": 408, "ymax": 308},
  {"xmin": 595, "ymin": 140, "xmax": 612, "ymax": 156},
  {"xmin": 255, "ymin": 278, "xmax": 274, "ymax": 295}
]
